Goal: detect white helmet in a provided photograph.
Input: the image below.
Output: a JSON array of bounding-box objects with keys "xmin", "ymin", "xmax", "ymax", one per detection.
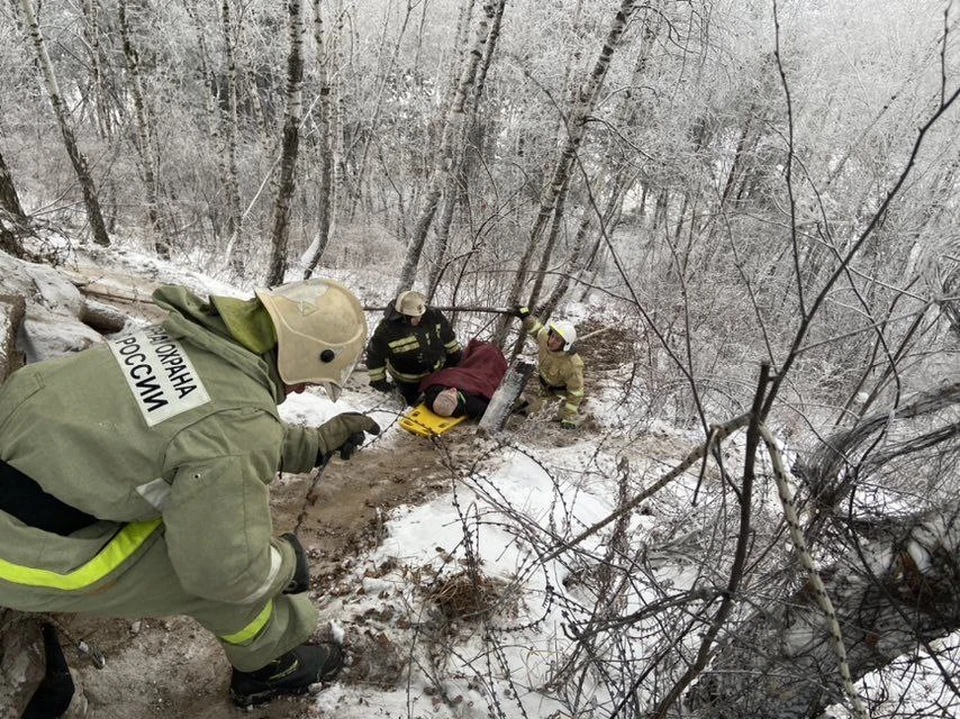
[
  {"xmin": 548, "ymin": 320, "xmax": 577, "ymax": 352},
  {"xmin": 255, "ymin": 278, "xmax": 367, "ymax": 401},
  {"xmin": 395, "ymin": 290, "xmax": 427, "ymax": 318}
]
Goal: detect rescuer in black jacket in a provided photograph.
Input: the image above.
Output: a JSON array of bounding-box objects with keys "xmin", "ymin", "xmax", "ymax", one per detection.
[{"xmin": 366, "ymin": 291, "xmax": 462, "ymax": 405}]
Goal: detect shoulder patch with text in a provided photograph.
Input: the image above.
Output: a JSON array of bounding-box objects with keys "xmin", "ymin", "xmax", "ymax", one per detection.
[{"xmin": 108, "ymin": 326, "xmax": 211, "ymax": 426}]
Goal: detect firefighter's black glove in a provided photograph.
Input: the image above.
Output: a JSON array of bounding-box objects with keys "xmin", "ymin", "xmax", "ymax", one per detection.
[
  {"xmin": 281, "ymin": 533, "xmax": 310, "ymax": 594},
  {"xmin": 315, "ymin": 412, "xmax": 381, "ymax": 465},
  {"xmin": 369, "ymin": 378, "xmax": 393, "ymax": 394},
  {"xmin": 513, "ymin": 305, "xmax": 530, "ymax": 319},
  {"xmin": 446, "ymin": 349, "xmax": 462, "ymax": 367}
]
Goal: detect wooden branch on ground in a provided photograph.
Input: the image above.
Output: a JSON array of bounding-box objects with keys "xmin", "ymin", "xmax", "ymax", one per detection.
[
  {"xmin": 362, "ymin": 304, "xmax": 514, "ymax": 315},
  {"xmin": 68, "ymin": 279, "xmax": 152, "ymax": 305}
]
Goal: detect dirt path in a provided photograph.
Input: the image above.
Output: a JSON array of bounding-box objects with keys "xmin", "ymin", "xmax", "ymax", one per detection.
[{"xmin": 272, "ymin": 430, "xmax": 459, "ymax": 586}]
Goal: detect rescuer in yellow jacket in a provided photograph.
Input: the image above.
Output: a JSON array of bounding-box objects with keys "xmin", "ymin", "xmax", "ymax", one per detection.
[
  {"xmin": 0, "ymin": 278, "xmax": 380, "ymax": 707},
  {"xmin": 515, "ymin": 306, "xmax": 585, "ymax": 429}
]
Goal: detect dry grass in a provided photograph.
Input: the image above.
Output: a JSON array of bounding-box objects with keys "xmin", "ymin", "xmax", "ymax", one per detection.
[{"xmin": 426, "ymin": 570, "xmax": 506, "ymax": 621}]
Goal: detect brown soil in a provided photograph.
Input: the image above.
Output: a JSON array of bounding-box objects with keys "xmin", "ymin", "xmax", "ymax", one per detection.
[{"xmin": 270, "ymin": 429, "xmax": 463, "ymax": 587}]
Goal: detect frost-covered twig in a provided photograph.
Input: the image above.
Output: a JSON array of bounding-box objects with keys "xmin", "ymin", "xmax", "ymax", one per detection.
[
  {"xmin": 760, "ymin": 423, "xmax": 870, "ymax": 719},
  {"xmin": 540, "ymin": 411, "xmax": 751, "ymax": 563}
]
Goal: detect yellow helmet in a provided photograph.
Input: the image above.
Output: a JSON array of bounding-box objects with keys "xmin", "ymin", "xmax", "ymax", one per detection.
[
  {"xmin": 395, "ymin": 290, "xmax": 427, "ymax": 318},
  {"xmin": 255, "ymin": 278, "xmax": 367, "ymax": 400}
]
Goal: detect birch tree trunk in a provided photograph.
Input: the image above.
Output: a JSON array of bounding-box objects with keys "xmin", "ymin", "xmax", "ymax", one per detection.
[
  {"xmin": 265, "ymin": 0, "xmax": 305, "ymax": 287},
  {"xmin": 558, "ymin": 12, "xmax": 661, "ymax": 309},
  {"xmin": 118, "ymin": 0, "xmax": 168, "ymax": 259},
  {"xmin": 425, "ymin": 0, "xmax": 506, "ymax": 299},
  {"xmin": 0, "ymin": 143, "xmax": 28, "ymax": 259},
  {"xmin": 523, "ymin": 176, "xmax": 569, "ymax": 315},
  {"xmin": 182, "ymin": 0, "xmax": 217, "ymax": 137},
  {"xmin": 219, "ymin": 0, "xmax": 244, "ymax": 276},
  {"xmin": 79, "ymin": 0, "xmax": 114, "ymax": 141},
  {"xmin": 493, "ymin": 0, "xmax": 640, "ymax": 342},
  {"xmin": 329, "ymin": 0, "xmax": 348, "ymax": 226},
  {"xmin": 0, "ymin": 148, "xmax": 26, "ymax": 224},
  {"xmin": 17, "ymin": 0, "xmax": 111, "ymax": 247},
  {"xmin": 302, "ymin": 0, "xmax": 336, "ymax": 279},
  {"xmin": 545, "ymin": 167, "xmax": 633, "ymax": 314},
  {"xmin": 343, "ymin": 1, "xmax": 419, "ymax": 220},
  {"xmin": 394, "ymin": 0, "xmax": 504, "ymax": 296}
]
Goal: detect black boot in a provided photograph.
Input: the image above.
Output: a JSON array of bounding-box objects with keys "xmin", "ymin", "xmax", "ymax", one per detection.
[
  {"xmin": 21, "ymin": 623, "xmax": 75, "ymax": 719},
  {"xmin": 229, "ymin": 642, "xmax": 344, "ymax": 707}
]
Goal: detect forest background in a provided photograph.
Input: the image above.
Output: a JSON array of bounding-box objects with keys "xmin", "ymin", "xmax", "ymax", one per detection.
[{"xmin": 1, "ymin": 0, "xmax": 960, "ymax": 717}]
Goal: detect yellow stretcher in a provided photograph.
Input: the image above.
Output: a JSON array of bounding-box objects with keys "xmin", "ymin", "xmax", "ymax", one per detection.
[{"xmin": 399, "ymin": 403, "xmax": 467, "ymax": 437}]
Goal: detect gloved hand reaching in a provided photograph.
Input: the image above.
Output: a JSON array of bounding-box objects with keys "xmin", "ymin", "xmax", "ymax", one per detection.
[
  {"xmin": 369, "ymin": 378, "xmax": 393, "ymax": 394},
  {"xmin": 315, "ymin": 412, "xmax": 381, "ymax": 465},
  {"xmin": 281, "ymin": 533, "xmax": 309, "ymax": 594}
]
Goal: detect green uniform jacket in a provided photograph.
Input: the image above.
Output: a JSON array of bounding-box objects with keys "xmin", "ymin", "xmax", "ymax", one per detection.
[
  {"xmin": 366, "ymin": 307, "xmax": 461, "ymax": 384},
  {"xmin": 522, "ymin": 315, "xmax": 586, "ymax": 420},
  {"xmin": 0, "ymin": 287, "xmax": 320, "ymax": 606}
]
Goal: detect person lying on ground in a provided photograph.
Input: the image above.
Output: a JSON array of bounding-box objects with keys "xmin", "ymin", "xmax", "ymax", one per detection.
[{"xmin": 418, "ymin": 338, "xmax": 507, "ymax": 419}]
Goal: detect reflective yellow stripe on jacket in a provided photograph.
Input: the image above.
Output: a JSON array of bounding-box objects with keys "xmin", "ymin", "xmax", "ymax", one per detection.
[
  {"xmin": 387, "ymin": 337, "xmax": 419, "ymax": 352},
  {"xmin": 0, "ymin": 519, "xmax": 162, "ymax": 590},
  {"xmin": 386, "ymin": 358, "xmax": 444, "ymax": 383}
]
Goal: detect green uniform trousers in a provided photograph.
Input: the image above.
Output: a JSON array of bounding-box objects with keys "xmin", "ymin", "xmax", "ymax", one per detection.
[{"xmin": 0, "ymin": 527, "xmax": 317, "ymax": 672}]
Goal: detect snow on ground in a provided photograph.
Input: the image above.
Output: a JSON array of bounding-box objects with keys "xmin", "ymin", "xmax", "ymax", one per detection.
[
  {"xmin": 8, "ymin": 240, "xmax": 958, "ymax": 718},
  {"xmin": 268, "ymin": 364, "xmax": 716, "ymax": 717},
  {"xmin": 274, "ymin": 361, "xmax": 668, "ymax": 718}
]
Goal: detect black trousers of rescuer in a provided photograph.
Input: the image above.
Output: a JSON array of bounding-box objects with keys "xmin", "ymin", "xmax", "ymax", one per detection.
[
  {"xmin": 395, "ymin": 379, "xmax": 422, "ymax": 406},
  {"xmin": 0, "ymin": 457, "xmax": 97, "ymax": 536}
]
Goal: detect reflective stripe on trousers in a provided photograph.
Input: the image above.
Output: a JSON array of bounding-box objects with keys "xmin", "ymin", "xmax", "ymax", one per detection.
[{"xmin": 220, "ymin": 599, "xmax": 274, "ymax": 645}]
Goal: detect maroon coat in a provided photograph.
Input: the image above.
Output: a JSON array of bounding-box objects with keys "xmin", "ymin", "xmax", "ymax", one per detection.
[{"xmin": 418, "ymin": 338, "xmax": 507, "ymax": 399}]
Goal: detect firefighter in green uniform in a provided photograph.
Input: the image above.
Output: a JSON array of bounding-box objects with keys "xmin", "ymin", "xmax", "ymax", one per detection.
[
  {"xmin": 366, "ymin": 290, "xmax": 462, "ymax": 405},
  {"xmin": 514, "ymin": 306, "xmax": 585, "ymax": 429},
  {"xmin": 0, "ymin": 278, "xmax": 380, "ymax": 707}
]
